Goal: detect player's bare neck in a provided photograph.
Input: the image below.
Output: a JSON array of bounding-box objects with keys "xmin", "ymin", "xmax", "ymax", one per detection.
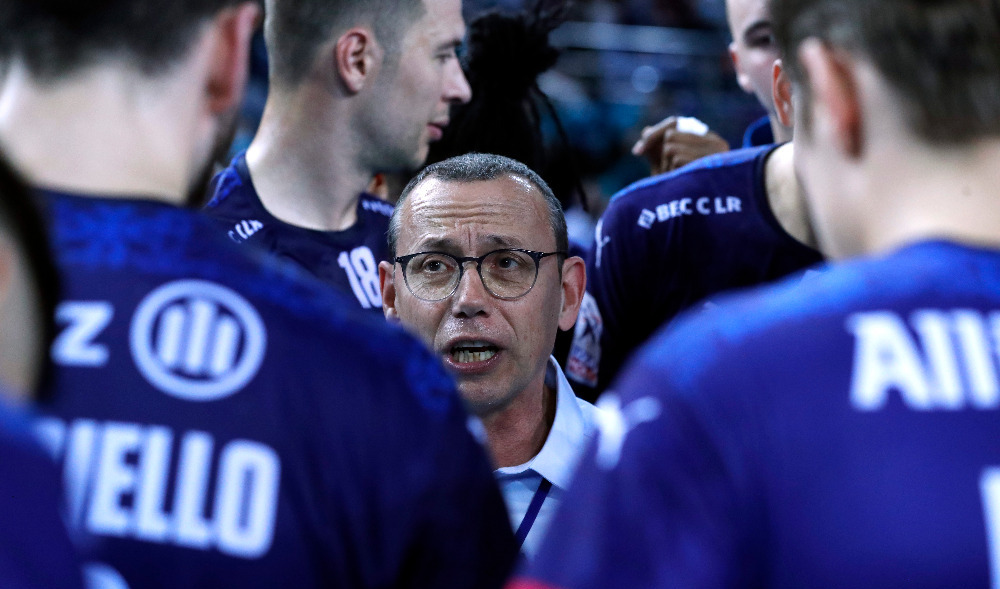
[
  {"xmin": 765, "ymin": 142, "xmax": 818, "ymax": 250},
  {"xmin": 0, "ymin": 62, "xmax": 191, "ymax": 203},
  {"xmin": 864, "ymin": 138, "xmax": 1000, "ymax": 255},
  {"xmin": 482, "ymin": 382, "xmax": 557, "ymax": 469},
  {"xmin": 246, "ymin": 91, "xmax": 366, "ymax": 232},
  {"xmin": 770, "ymin": 116, "xmax": 793, "ymax": 144}
]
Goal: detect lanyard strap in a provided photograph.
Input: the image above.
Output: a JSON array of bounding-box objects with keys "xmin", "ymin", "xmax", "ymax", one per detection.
[{"xmin": 515, "ymin": 478, "xmax": 553, "ymax": 548}]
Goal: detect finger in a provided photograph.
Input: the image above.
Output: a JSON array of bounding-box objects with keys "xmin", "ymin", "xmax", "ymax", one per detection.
[
  {"xmin": 632, "ymin": 116, "xmax": 678, "ymax": 155},
  {"xmin": 659, "ymin": 142, "xmax": 677, "ymax": 174}
]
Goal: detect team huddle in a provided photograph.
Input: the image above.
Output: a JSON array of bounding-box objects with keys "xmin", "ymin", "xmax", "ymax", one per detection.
[{"xmin": 0, "ymin": 0, "xmax": 997, "ymax": 587}]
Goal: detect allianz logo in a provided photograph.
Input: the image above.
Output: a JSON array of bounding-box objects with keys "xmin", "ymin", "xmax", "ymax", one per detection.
[
  {"xmin": 130, "ymin": 280, "xmax": 267, "ymax": 402},
  {"xmin": 228, "ymin": 219, "xmax": 264, "ymax": 243}
]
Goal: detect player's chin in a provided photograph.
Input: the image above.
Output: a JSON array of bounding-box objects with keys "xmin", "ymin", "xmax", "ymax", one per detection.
[{"xmin": 410, "ymin": 142, "xmax": 432, "ymax": 170}]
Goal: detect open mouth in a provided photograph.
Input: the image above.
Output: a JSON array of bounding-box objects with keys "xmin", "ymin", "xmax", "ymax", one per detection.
[{"xmin": 450, "ymin": 341, "xmax": 498, "ymax": 364}]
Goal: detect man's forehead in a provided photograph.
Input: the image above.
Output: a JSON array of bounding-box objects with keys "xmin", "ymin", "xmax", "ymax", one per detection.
[
  {"xmin": 727, "ymin": 0, "xmax": 770, "ymax": 34},
  {"xmin": 399, "ymin": 176, "xmax": 549, "ymax": 246},
  {"xmin": 408, "ymin": 0, "xmax": 466, "ymax": 42}
]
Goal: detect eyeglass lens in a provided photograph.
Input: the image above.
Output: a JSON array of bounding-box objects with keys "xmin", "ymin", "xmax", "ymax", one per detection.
[{"xmin": 403, "ymin": 250, "xmax": 539, "ymax": 300}]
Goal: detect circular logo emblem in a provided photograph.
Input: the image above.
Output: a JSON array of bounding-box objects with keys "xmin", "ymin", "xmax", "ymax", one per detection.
[{"xmin": 130, "ymin": 280, "xmax": 267, "ymax": 401}]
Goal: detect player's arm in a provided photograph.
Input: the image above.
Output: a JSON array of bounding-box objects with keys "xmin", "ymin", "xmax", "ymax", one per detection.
[{"xmin": 512, "ymin": 333, "xmax": 765, "ymax": 589}]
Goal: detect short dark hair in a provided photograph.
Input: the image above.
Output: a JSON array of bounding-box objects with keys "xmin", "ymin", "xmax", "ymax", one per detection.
[
  {"xmin": 264, "ymin": 0, "xmax": 426, "ymax": 87},
  {"xmin": 0, "ymin": 152, "xmax": 60, "ymax": 401},
  {"xmin": 773, "ymin": 0, "xmax": 1000, "ymax": 143},
  {"xmin": 388, "ymin": 153, "xmax": 568, "ymax": 259},
  {"xmin": 0, "ymin": 0, "xmax": 252, "ymax": 80}
]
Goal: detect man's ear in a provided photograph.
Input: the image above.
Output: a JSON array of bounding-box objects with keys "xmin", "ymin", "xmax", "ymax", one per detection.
[
  {"xmin": 205, "ymin": 2, "xmax": 261, "ymax": 115},
  {"xmin": 379, "ymin": 261, "xmax": 399, "ymax": 321},
  {"xmin": 730, "ymin": 42, "xmax": 753, "ymax": 95},
  {"xmin": 557, "ymin": 256, "xmax": 586, "ymax": 332},
  {"xmin": 335, "ymin": 27, "xmax": 382, "ymax": 93},
  {"xmin": 772, "ymin": 59, "xmax": 795, "ymax": 128},
  {"xmin": 798, "ymin": 39, "xmax": 863, "ymax": 158}
]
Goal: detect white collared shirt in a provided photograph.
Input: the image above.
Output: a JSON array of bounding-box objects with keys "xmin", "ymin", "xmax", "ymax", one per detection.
[{"xmin": 494, "ymin": 356, "xmax": 603, "ymax": 559}]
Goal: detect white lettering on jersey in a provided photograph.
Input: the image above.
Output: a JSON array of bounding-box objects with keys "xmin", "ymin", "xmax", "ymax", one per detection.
[
  {"xmin": 337, "ymin": 246, "xmax": 382, "ymax": 309},
  {"xmin": 37, "ymin": 418, "xmax": 281, "ymax": 559},
  {"xmin": 130, "ymin": 280, "xmax": 266, "ymax": 401},
  {"xmin": 848, "ymin": 310, "xmax": 1000, "ymax": 411},
  {"xmin": 636, "ymin": 196, "xmax": 743, "ymax": 230},
  {"xmin": 361, "ymin": 199, "xmax": 394, "ymax": 217},
  {"xmin": 637, "ymin": 209, "xmax": 656, "ymax": 229},
  {"xmin": 980, "ymin": 468, "xmax": 1000, "ymax": 588},
  {"xmin": 227, "ymin": 220, "xmax": 264, "ymax": 243},
  {"xmin": 593, "ymin": 393, "xmax": 661, "ymax": 470},
  {"xmin": 52, "ymin": 302, "xmax": 114, "ymax": 367},
  {"xmin": 87, "ymin": 423, "xmax": 141, "ymax": 536},
  {"xmin": 594, "ymin": 219, "xmax": 611, "ymax": 269}
]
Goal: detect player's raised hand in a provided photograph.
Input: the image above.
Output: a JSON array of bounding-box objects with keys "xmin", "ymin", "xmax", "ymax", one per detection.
[{"xmin": 631, "ymin": 116, "xmax": 729, "ymax": 176}]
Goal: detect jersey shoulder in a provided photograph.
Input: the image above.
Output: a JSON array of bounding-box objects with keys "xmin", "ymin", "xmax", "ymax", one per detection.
[
  {"xmin": 635, "ymin": 241, "xmax": 997, "ymax": 395},
  {"xmin": 49, "ymin": 190, "xmax": 455, "ymax": 417},
  {"xmin": 357, "ymin": 193, "xmax": 394, "ymax": 220},
  {"xmin": 610, "ymin": 145, "xmax": 773, "ymax": 207},
  {"xmin": 601, "ymin": 145, "xmax": 774, "ymax": 232},
  {"xmin": 204, "ymin": 152, "xmax": 256, "ymax": 217}
]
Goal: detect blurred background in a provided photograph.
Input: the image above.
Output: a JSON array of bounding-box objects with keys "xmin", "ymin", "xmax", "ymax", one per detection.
[{"xmin": 229, "ymin": 0, "xmax": 765, "ymax": 238}]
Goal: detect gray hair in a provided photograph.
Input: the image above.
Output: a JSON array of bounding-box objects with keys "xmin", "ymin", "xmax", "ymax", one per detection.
[{"xmin": 388, "ymin": 153, "xmax": 568, "ymax": 258}]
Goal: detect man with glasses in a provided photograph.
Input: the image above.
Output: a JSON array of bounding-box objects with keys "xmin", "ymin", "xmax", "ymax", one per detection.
[
  {"xmin": 379, "ymin": 153, "xmax": 601, "ymax": 560},
  {"xmin": 0, "ymin": 1, "xmax": 516, "ymax": 586}
]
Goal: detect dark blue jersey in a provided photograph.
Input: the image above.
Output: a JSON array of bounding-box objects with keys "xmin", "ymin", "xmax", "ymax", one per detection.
[
  {"xmin": 37, "ymin": 192, "xmax": 517, "ymax": 589},
  {"xmin": 0, "ymin": 387, "xmax": 83, "ymax": 589},
  {"xmin": 742, "ymin": 115, "xmax": 774, "ymax": 148},
  {"xmin": 203, "ymin": 152, "xmax": 392, "ymax": 314},
  {"xmin": 566, "ymin": 145, "xmax": 822, "ymax": 395},
  {"xmin": 516, "ymin": 240, "xmax": 1000, "ymax": 589}
]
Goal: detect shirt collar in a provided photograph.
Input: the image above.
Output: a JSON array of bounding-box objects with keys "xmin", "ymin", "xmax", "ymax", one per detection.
[{"xmin": 495, "ymin": 356, "xmax": 592, "ymax": 489}]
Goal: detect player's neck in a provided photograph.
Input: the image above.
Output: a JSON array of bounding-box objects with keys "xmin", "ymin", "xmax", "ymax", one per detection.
[
  {"xmin": 859, "ymin": 138, "xmax": 1000, "ymax": 257},
  {"xmin": 0, "ymin": 61, "xmax": 198, "ymax": 203},
  {"xmin": 246, "ymin": 90, "xmax": 368, "ymax": 232},
  {"xmin": 769, "ymin": 116, "xmax": 793, "ymax": 144},
  {"xmin": 765, "ymin": 142, "xmax": 817, "ymax": 250},
  {"xmin": 482, "ymin": 380, "xmax": 557, "ymax": 469}
]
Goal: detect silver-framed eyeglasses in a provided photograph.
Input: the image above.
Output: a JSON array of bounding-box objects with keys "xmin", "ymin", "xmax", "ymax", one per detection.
[{"xmin": 394, "ymin": 248, "xmax": 566, "ymax": 302}]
